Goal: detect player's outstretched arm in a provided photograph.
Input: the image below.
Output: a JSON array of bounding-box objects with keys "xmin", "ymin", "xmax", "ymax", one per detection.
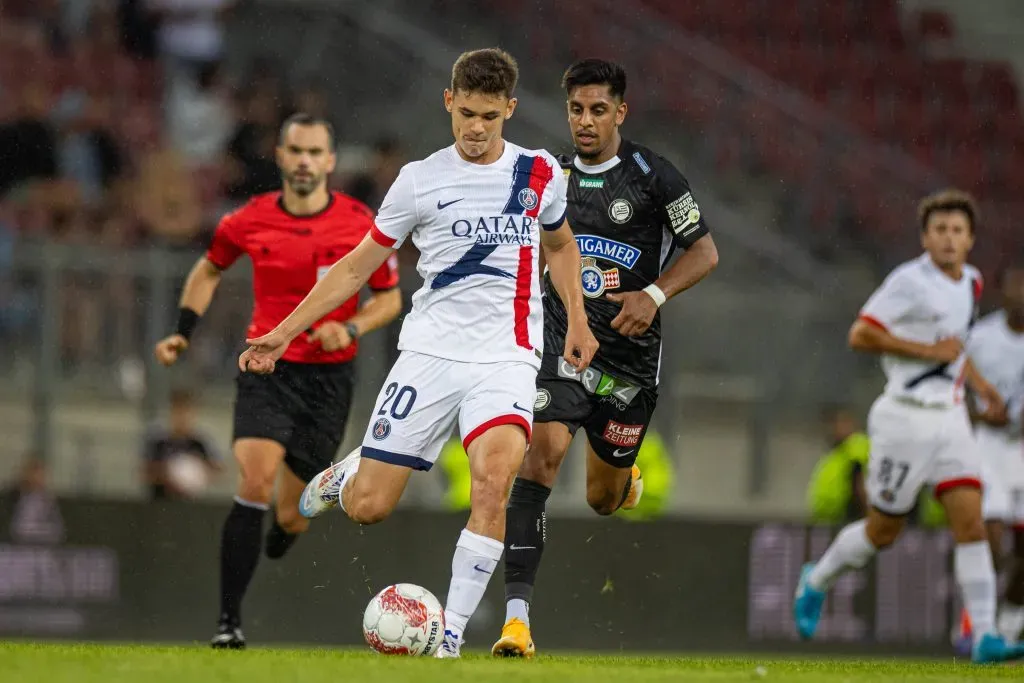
[
  {"xmin": 848, "ymin": 319, "xmax": 962, "ymax": 363},
  {"xmin": 241, "ymin": 236, "xmax": 393, "ymax": 373},
  {"xmin": 608, "ymin": 233, "xmax": 719, "ymax": 337},
  {"xmin": 542, "ymin": 221, "xmax": 598, "ymax": 370},
  {"xmin": 309, "ymin": 287, "xmax": 403, "ymax": 352},
  {"xmin": 154, "ymin": 257, "xmax": 223, "ymax": 366}
]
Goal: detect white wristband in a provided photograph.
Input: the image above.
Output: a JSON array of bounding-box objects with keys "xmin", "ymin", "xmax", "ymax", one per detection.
[{"xmin": 642, "ymin": 284, "xmax": 667, "ymax": 307}]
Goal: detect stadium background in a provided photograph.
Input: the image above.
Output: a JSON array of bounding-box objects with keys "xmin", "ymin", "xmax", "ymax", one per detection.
[{"xmin": 0, "ymin": 0, "xmax": 1021, "ymax": 653}]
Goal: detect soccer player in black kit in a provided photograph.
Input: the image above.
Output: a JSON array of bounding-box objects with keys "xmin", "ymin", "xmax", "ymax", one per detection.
[{"xmin": 492, "ymin": 60, "xmax": 719, "ymax": 657}]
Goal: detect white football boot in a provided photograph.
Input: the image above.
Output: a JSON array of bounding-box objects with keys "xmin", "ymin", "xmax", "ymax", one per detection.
[
  {"xmin": 298, "ymin": 447, "xmax": 361, "ymax": 518},
  {"xmin": 435, "ymin": 628, "xmax": 463, "ymax": 658}
]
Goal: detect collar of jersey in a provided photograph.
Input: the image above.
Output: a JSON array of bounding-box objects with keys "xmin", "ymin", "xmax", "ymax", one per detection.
[
  {"xmin": 917, "ymin": 252, "xmax": 966, "ymax": 284},
  {"xmin": 448, "ymin": 140, "xmax": 514, "ymax": 169},
  {"xmin": 573, "ymin": 155, "xmax": 621, "ymax": 175}
]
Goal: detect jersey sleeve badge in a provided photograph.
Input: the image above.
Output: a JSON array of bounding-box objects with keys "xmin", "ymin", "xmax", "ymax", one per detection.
[{"xmin": 666, "ymin": 192, "xmax": 701, "ymax": 236}]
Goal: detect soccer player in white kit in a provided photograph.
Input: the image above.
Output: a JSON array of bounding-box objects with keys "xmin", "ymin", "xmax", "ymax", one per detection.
[
  {"xmin": 792, "ymin": 190, "xmax": 1024, "ymax": 663},
  {"xmin": 238, "ymin": 48, "xmax": 598, "ymax": 658},
  {"xmin": 965, "ymin": 265, "xmax": 1024, "ymax": 643}
]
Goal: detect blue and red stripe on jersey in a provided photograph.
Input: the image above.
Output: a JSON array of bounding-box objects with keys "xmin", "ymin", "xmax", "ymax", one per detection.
[{"xmin": 501, "ymin": 154, "xmax": 557, "ymax": 227}]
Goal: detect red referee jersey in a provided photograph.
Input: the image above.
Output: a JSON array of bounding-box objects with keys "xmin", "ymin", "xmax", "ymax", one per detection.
[{"xmin": 206, "ymin": 191, "xmax": 399, "ymax": 364}]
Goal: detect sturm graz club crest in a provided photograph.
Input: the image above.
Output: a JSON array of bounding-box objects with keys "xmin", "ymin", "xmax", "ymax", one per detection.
[
  {"xmin": 608, "ymin": 198, "xmax": 632, "ymax": 224},
  {"xmin": 372, "ymin": 417, "xmax": 391, "ymax": 441},
  {"xmin": 580, "ymin": 257, "xmax": 606, "ymax": 298},
  {"xmin": 518, "ymin": 187, "xmax": 539, "ymax": 211}
]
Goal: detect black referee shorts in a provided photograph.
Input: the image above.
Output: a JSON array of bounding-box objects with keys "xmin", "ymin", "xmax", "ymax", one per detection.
[
  {"xmin": 533, "ymin": 353, "xmax": 657, "ymax": 468},
  {"xmin": 233, "ymin": 360, "xmax": 355, "ymax": 483}
]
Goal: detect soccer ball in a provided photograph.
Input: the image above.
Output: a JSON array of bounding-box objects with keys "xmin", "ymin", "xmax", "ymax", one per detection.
[{"xmin": 362, "ymin": 583, "xmax": 445, "ymax": 656}]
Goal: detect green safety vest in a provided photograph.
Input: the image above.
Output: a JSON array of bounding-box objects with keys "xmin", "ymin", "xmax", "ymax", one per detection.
[
  {"xmin": 438, "ymin": 438, "xmax": 472, "ymax": 511},
  {"xmin": 806, "ymin": 433, "xmax": 870, "ymax": 524},
  {"xmin": 616, "ymin": 430, "xmax": 674, "ymax": 522}
]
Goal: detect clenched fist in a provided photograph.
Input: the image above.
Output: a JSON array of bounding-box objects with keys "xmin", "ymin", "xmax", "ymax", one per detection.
[{"xmin": 154, "ymin": 334, "xmax": 189, "ymax": 366}]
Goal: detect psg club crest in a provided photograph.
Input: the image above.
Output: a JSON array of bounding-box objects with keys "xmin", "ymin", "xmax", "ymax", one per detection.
[
  {"xmin": 372, "ymin": 417, "xmax": 392, "ymax": 441},
  {"xmin": 518, "ymin": 187, "xmax": 539, "ymax": 211}
]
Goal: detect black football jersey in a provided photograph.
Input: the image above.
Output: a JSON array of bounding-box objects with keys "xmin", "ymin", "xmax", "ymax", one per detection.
[{"xmin": 543, "ymin": 139, "xmax": 710, "ymax": 389}]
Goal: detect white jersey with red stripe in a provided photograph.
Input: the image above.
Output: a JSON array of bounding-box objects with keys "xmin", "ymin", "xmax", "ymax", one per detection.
[
  {"xmin": 370, "ymin": 141, "xmax": 567, "ymax": 369},
  {"xmin": 858, "ymin": 253, "xmax": 982, "ymax": 407}
]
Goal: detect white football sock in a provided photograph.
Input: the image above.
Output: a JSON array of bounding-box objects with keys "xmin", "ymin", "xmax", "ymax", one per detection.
[
  {"xmin": 807, "ymin": 519, "xmax": 876, "ymax": 591},
  {"xmin": 506, "ymin": 598, "xmax": 530, "ymax": 627},
  {"xmin": 956, "ymin": 541, "xmax": 997, "ymax": 638},
  {"xmin": 444, "ymin": 528, "xmax": 503, "ymax": 638},
  {"xmin": 998, "ymin": 604, "xmax": 1024, "ymax": 643}
]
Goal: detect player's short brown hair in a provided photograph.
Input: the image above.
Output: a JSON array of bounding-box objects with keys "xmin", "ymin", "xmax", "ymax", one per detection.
[
  {"xmin": 917, "ymin": 188, "xmax": 978, "ymax": 234},
  {"xmin": 279, "ymin": 112, "xmax": 336, "ymax": 149},
  {"xmin": 451, "ymin": 48, "xmax": 519, "ymax": 99}
]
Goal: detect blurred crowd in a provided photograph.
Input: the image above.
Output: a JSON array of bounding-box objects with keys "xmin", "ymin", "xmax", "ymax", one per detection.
[{"xmin": 0, "ymin": 0, "xmax": 409, "ymax": 377}]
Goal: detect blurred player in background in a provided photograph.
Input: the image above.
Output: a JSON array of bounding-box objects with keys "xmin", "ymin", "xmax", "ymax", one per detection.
[
  {"xmin": 792, "ymin": 190, "xmax": 1024, "ymax": 664},
  {"xmin": 961, "ymin": 264, "xmax": 1024, "ymax": 645},
  {"xmin": 142, "ymin": 388, "xmax": 222, "ymax": 500},
  {"xmin": 240, "ymin": 49, "xmax": 597, "ymax": 658},
  {"xmin": 493, "ymin": 59, "xmax": 718, "ymax": 657},
  {"xmin": 153, "ymin": 113, "xmax": 402, "ymax": 648}
]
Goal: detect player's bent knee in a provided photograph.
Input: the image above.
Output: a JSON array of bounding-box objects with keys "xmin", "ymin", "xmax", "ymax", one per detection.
[
  {"xmin": 865, "ymin": 511, "xmax": 905, "ymax": 549},
  {"xmin": 237, "ymin": 476, "xmax": 275, "ymax": 505},
  {"xmin": 951, "ymin": 518, "xmax": 987, "ymax": 544},
  {"xmin": 474, "ymin": 471, "xmax": 514, "ymax": 506},
  {"xmin": 346, "ymin": 493, "xmax": 395, "ymax": 525},
  {"xmin": 586, "ymin": 493, "xmax": 618, "ymax": 516},
  {"xmin": 520, "ymin": 445, "xmax": 564, "ymax": 485}
]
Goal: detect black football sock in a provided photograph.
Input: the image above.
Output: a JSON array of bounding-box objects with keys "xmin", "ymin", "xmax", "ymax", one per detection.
[
  {"xmin": 219, "ymin": 498, "xmax": 266, "ymax": 626},
  {"xmin": 264, "ymin": 519, "xmax": 299, "ymax": 560},
  {"xmin": 503, "ymin": 478, "xmax": 551, "ymax": 612}
]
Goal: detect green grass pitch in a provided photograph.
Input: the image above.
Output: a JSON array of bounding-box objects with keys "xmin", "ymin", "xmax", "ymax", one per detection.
[{"xmin": 1, "ymin": 643, "xmax": 1022, "ymax": 682}]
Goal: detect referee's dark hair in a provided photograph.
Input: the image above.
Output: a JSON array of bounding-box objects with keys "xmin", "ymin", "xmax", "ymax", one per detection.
[
  {"xmin": 917, "ymin": 188, "xmax": 978, "ymax": 234},
  {"xmin": 278, "ymin": 112, "xmax": 336, "ymax": 149},
  {"xmin": 562, "ymin": 59, "xmax": 627, "ymax": 100}
]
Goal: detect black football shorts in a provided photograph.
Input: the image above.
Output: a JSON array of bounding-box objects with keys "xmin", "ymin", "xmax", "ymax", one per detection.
[
  {"xmin": 533, "ymin": 353, "xmax": 657, "ymax": 468},
  {"xmin": 233, "ymin": 360, "xmax": 354, "ymax": 482}
]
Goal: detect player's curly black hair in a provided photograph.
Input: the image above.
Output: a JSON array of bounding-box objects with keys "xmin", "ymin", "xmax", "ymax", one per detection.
[
  {"xmin": 451, "ymin": 48, "xmax": 519, "ymax": 99},
  {"xmin": 917, "ymin": 188, "xmax": 978, "ymax": 234},
  {"xmin": 562, "ymin": 59, "xmax": 627, "ymax": 100}
]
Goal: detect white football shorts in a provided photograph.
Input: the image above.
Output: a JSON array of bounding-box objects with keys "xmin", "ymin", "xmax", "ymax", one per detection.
[
  {"xmin": 976, "ymin": 427, "xmax": 1024, "ymax": 524},
  {"xmin": 359, "ymin": 351, "xmax": 536, "ymax": 470},
  {"xmin": 866, "ymin": 395, "xmax": 981, "ymax": 515}
]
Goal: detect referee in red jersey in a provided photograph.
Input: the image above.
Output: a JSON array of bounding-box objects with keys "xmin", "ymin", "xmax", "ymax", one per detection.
[{"xmin": 154, "ymin": 113, "xmax": 402, "ymax": 648}]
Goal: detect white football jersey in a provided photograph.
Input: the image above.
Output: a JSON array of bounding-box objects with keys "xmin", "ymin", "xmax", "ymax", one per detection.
[
  {"xmin": 369, "ymin": 142, "xmax": 568, "ymax": 368},
  {"xmin": 968, "ymin": 310, "xmax": 1024, "ymax": 438},
  {"xmin": 859, "ymin": 253, "xmax": 982, "ymax": 406}
]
